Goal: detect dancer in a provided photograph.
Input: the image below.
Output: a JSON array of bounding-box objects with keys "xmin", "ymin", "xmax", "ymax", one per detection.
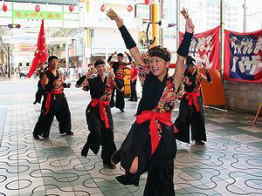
[
  {"xmin": 33, "ymin": 56, "xmax": 73, "ymax": 140},
  {"xmin": 107, "ymin": 52, "xmax": 132, "ymax": 111},
  {"xmin": 76, "ymin": 59, "xmax": 117, "ymax": 169},
  {"xmin": 128, "ymin": 62, "xmax": 138, "ymax": 101},
  {"xmin": 107, "ymin": 8, "xmax": 194, "ymax": 195},
  {"xmin": 175, "ymin": 57, "xmax": 212, "ymax": 145}
]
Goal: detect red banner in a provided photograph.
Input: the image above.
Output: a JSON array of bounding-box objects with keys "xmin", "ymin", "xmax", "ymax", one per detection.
[
  {"xmin": 224, "ymin": 29, "xmax": 262, "ymax": 83},
  {"xmin": 180, "ymin": 26, "xmax": 220, "ymax": 70}
]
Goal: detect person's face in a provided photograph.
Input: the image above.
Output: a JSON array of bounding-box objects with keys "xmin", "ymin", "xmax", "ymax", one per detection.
[
  {"xmin": 49, "ymin": 58, "xmax": 59, "ymax": 70},
  {"xmin": 148, "ymin": 56, "xmax": 168, "ymax": 77},
  {"xmin": 117, "ymin": 55, "xmax": 123, "ymax": 62},
  {"xmin": 96, "ymin": 64, "xmax": 106, "ymax": 76}
]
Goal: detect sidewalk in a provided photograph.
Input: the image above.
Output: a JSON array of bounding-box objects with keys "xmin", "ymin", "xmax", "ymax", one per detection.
[{"xmin": 0, "ymin": 79, "xmax": 261, "ymax": 196}]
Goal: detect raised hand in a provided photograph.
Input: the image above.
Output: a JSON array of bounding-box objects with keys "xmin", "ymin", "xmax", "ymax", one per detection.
[
  {"xmin": 181, "ymin": 8, "xmax": 194, "ymax": 33},
  {"xmin": 107, "ymin": 67, "xmax": 115, "ymax": 79},
  {"xmin": 86, "ymin": 67, "xmax": 97, "ymax": 79},
  {"xmin": 106, "ymin": 9, "xmax": 123, "ymax": 27},
  {"xmin": 106, "ymin": 9, "xmax": 119, "ymax": 20},
  {"xmin": 181, "ymin": 8, "xmax": 189, "ymax": 19}
]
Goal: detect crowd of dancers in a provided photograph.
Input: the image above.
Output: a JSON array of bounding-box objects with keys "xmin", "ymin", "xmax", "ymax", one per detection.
[{"xmin": 32, "ymin": 8, "xmax": 212, "ymax": 196}]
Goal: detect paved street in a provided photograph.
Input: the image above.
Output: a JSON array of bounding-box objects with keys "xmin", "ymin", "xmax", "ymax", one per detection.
[{"xmin": 0, "ymin": 78, "xmax": 262, "ymax": 196}]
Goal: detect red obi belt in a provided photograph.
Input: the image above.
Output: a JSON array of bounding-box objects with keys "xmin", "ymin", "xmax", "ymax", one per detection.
[
  {"xmin": 136, "ymin": 111, "xmax": 172, "ymax": 155},
  {"xmin": 44, "ymin": 89, "xmax": 63, "ymax": 114},
  {"xmin": 90, "ymin": 99, "xmax": 110, "ymax": 129},
  {"xmin": 184, "ymin": 91, "xmax": 201, "ymax": 112}
]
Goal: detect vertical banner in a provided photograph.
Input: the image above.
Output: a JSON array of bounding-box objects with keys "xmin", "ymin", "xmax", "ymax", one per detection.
[
  {"xmin": 180, "ymin": 26, "xmax": 221, "ymax": 70},
  {"xmin": 224, "ymin": 29, "xmax": 262, "ymax": 83}
]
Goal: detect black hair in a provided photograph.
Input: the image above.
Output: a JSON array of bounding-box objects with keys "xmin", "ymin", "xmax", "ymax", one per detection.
[
  {"xmin": 148, "ymin": 46, "xmax": 171, "ymax": 62},
  {"xmin": 48, "ymin": 56, "xmax": 58, "ymax": 63},
  {"xmin": 94, "ymin": 59, "xmax": 105, "ymax": 67},
  {"xmin": 117, "ymin": 53, "xmax": 124, "ymax": 57}
]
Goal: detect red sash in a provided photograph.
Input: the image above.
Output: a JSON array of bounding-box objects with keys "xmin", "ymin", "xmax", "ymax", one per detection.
[
  {"xmin": 44, "ymin": 89, "xmax": 63, "ymax": 114},
  {"xmin": 184, "ymin": 91, "xmax": 201, "ymax": 112},
  {"xmin": 136, "ymin": 111, "xmax": 172, "ymax": 155},
  {"xmin": 90, "ymin": 99, "xmax": 110, "ymax": 129}
]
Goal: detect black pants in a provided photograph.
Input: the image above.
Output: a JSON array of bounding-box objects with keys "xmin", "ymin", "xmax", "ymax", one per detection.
[
  {"xmin": 83, "ymin": 105, "xmax": 116, "ymax": 164},
  {"xmin": 129, "ymin": 80, "xmax": 137, "ymax": 101},
  {"xmin": 111, "ymin": 79, "xmax": 125, "ymax": 111},
  {"xmin": 144, "ymin": 159, "xmax": 175, "ymax": 196},
  {"xmin": 33, "ymin": 94, "xmax": 72, "ymax": 138},
  {"xmin": 115, "ymin": 122, "xmax": 176, "ymax": 196},
  {"xmin": 175, "ymin": 95, "xmax": 207, "ymax": 143}
]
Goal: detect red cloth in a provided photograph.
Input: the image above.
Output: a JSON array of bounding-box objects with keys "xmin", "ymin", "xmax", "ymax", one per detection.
[
  {"xmin": 44, "ymin": 89, "xmax": 63, "ymax": 114},
  {"xmin": 131, "ymin": 68, "xmax": 138, "ymax": 81},
  {"xmin": 184, "ymin": 91, "xmax": 201, "ymax": 112},
  {"xmin": 144, "ymin": 0, "xmax": 152, "ymax": 5},
  {"xmin": 27, "ymin": 20, "xmax": 48, "ymax": 78},
  {"xmin": 136, "ymin": 111, "xmax": 172, "ymax": 155},
  {"xmin": 90, "ymin": 99, "xmax": 110, "ymax": 129}
]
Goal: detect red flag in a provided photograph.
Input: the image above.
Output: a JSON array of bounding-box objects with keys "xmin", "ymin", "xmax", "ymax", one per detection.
[{"xmin": 27, "ymin": 20, "xmax": 48, "ymax": 78}]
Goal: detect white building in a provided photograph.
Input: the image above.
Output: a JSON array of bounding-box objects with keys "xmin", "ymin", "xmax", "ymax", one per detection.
[{"xmin": 83, "ymin": 0, "xmax": 140, "ymax": 61}]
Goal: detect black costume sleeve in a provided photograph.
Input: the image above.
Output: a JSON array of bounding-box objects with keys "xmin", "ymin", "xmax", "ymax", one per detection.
[
  {"xmin": 127, "ymin": 53, "xmax": 132, "ymax": 63},
  {"xmin": 177, "ymin": 32, "xmax": 193, "ymax": 57},
  {"xmin": 107, "ymin": 55, "xmax": 113, "ymax": 63},
  {"xmin": 75, "ymin": 75, "xmax": 87, "ymax": 87},
  {"xmin": 118, "ymin": 25, "xmax": 136, "ymax": 49}
]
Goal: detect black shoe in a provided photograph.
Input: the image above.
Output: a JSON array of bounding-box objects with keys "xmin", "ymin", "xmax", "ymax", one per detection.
[
  {"xmin": 33, "ymin": 101, "xmax": 37, "ymax": 104},
  {"xmin": 66, "ymin": 131, "xmax": 74, "ymax": 136},
  {"xmin": 33, "ymin": 134, "xmax": 40, "ymax": 140},
  {"xmin": 41, "ymin": 134, "xmax": 49, "ymax": 140},
  {"xmin": 195, "ymin": 141, "xmax": 205, "ymax": 145},
  {"xmin": 103, "ymin": 162, "xmax": 116, "ymax": 169},
  {"xmin": 81, "ymin": 144, "xmax": 89, "ymax": 157},
  {"xmin": 111, "ymin": 151, "xmax": 121, "ymax": 165},
  {"xmin": 116, "ymin": 174, "xmax": 139, "ymax": 186},
  {"xmin": 120, "ymin": 109, "xmax": 124, "ymax": 112}
]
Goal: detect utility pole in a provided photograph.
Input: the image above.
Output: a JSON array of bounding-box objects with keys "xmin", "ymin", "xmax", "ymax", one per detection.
[
  {"xmin": 176, "ymin": 0, "xmax": 180, "ymax": 51},
  {"xmin": 150, "ymin": 0, "xmax": 160, "ymax": 47},
  {"xmin": 243, "ymin": 0, "xmax": 247, "ymax": 32},
  {"xmin": 7, "ymin": 44, "xmax": 11, "ymax": 79}
]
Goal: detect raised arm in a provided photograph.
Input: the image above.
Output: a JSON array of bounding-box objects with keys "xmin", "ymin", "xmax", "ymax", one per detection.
[
  {"xmin": 107, "ymin": 52, "xmax": 117, "ymax": 66},
  {"xmin": 173, "ymin": 9, "xmax": 194, "ymax": 91},
  {"xmin": 124, "ymin": 51, "xmax": 132, "ymax": 65},
  {"xmin": 107, "ymin": 9, "xmax": 145, "ymax": 67}
]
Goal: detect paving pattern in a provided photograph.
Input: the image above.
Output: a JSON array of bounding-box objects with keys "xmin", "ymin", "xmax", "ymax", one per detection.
[{"xmin": 0, "ymin": 79, "xmax": 262, "ymax": 196}]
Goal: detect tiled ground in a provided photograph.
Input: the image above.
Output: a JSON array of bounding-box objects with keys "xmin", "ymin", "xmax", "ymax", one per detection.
[{"xmin": 0, "ymin": 79, "xmax": 262, "ymax": 196}]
